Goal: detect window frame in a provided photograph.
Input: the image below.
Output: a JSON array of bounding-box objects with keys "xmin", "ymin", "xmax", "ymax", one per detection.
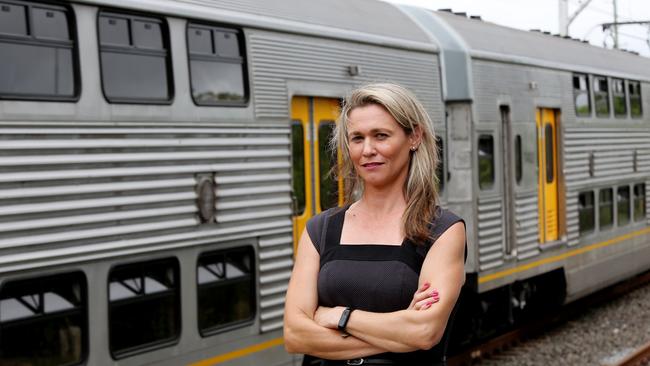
[
  {"xmin": 578, "ymin": 190, "xmax": 595, "ymax": 235},
  {"xmin": 598, "ymin": 187, "xmax": 614, "ymax": 230},
  {"xmin": 0, "ymin": 0, "xmax": 81, "ymax": 101},
  {"xmin": 633, "ymin": 182, "xmax": 646, "ymax": 222},
  {"xmin": 572, "ymin": 73, "xmax": 591, "ymax": 117},
  {"xmin": 477, "ymin": 133, "xmax": 496, "ymax": 191},
  {"xmin": 629, "ymin": 80, "xmax": 643, "ymax": 118},
  {"xmin": 612, "ymin": 78, "xmax": 627, "ymax": 118},
  {"xmin": 186, "ymin": 21, "xmax": 249, "ymax": 107},
  {"xmin": 107, "ymin": 257, "xmax": 181, "ymax": 359},
  {"xmin": 593, "ymin": 75, "xmax": 611, "ymax": 118},
  {"xmin": 96, "ymin": 8, "xmax": 174, "ymax": 105},
  {"xmin": 0, "ymin": 270, "xmax": 88, "ymax": 366},
  {"xmin": 616, "ymin": 185, "xmax": 631, "ymax": 226},
  {"xmin": 196, "ymin": 246, "xmax": 256, "ymax": 337}
]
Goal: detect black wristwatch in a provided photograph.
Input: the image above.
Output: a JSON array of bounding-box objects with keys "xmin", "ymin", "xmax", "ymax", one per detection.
[{"xmin": 338, "ymin": 307, "xmax": 353, "ymax": 333}]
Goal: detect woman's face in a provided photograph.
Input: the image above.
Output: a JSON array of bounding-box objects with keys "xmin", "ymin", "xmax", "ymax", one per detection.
[{"xmin": 347, "ymin": 104, "xmax": 417, "ymax": 189}]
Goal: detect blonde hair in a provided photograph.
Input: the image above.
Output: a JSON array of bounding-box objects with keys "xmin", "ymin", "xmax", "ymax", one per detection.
[{"xmin": 332, "ymin": 83, "xmax": 440, "ymax": 245}]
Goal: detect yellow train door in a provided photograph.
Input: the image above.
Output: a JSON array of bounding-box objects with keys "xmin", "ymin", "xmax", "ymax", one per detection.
[
  {"xmin": 291, "ymin": 97, "xmax": 343, "ymax": 251},
  {"xmin": 536, "ymin": 108, "xmax": 559, "ymax": 243}
]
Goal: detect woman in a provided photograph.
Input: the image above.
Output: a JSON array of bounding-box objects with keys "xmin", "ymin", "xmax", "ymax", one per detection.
[{"xmin": 284, "ymin": 83, "xmax": 466, "ymax": 365}]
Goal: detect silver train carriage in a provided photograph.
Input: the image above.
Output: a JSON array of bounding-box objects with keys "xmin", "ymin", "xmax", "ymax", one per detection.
[{"xmin": 0, "ymin": 0, "xmax": 649, "ymax": 365}]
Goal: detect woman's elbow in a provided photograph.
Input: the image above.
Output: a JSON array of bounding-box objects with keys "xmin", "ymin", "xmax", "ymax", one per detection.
[
  {"xmin": 414, "ymin": 325, "xmax": 444, "ymax": 350},
  {"xmin": 283, "ymin": 321, "xmax": 310, "ymax": 354}
]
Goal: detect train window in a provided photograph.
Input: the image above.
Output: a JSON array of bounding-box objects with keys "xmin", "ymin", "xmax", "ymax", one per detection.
[
  {"xmin": 594, "ymin": 76, "xmax": 610, "ymax": 117},
  {"xmin": 578, "ymin": 191, "xmax": 595, "ymax": 234},
  {"xmin": 0, "ymin": 0, "xmax": 77, "ymax": 100},
  {"xmin": 634, "ymin": 183, "xmax": 646, "ymax": 221},
  {"xmin": 617, "ymin": 186, "xmax": 630, "ymax": 226},
  {"xmin": 0, "ymin": 272, "xmax": 87, "ymax": 365},
  {"xmin": 573, "ymin": 73, "xmax": 591, "ymax": 116},
  {"xmin": 599, "ymin": 188, "xmax": 614, "ymax": 229},
  {"xmin": 187, "ymin": 22, "xmax": 247, "ymax": 106},
  {"xmin": 98, "ymin": 11, "xmax": 172, "ymax": 103},
  {"xmin": 291, "ymin": 121, "xmax": 306, "ymax": 215},
  {"xmin": 319, "ymin": 121, "xmax": 339, "ymax": 210},
  {"xmin": 515, "ymin": 135, "xmax": 523, "ymax": 184},
  {"xmin": 108, "ymin": 258, "xmax": 180, "ymax": 358},
  {"xmin": 197, "ymin": 246, "xmax": 255, "ymax": 336},
  {"xmin": 478, "ymin": 135, "xmax": 495, "ymax": 190},
  {"xmin": 436, "ymin": 136, "xmax": 445, "ymax": 192},
  {"xmin": 0, "ymin": 2, "xmax": 28, "ymax": 36},
  {"xmin": 629, "ymin": 81, "xmax": 642, "ymax": 118},
  {"xmin": 612, "ymin": 78, "xmax": 627, "ymax": 118},
  {"xmin": 544, "ymin": 124, "xmax": 554, "ymax": 183}
]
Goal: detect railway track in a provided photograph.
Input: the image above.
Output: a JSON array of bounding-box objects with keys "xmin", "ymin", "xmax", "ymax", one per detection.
[
  {"xmin": 449, "ymin": 270, "xmax": 650, "ymax": 366},
  {"xmin": 614, "ymin": 340, "xmax": 650, "ymax": 366}
]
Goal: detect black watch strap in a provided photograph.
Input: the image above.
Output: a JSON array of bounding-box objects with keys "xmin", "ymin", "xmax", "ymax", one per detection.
[{"xmin": 337, "ymin": 307, "xmax": 353, "ymax": 332}]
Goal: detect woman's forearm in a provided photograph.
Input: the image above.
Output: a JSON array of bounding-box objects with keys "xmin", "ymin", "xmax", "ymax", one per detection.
[
  {"xmin": 284, "ymin": 311, "xmax": 387, "ymax": 359},
  {"xmin": 345, "ymin": 307, "xmax": 449, "ymax": 352}
]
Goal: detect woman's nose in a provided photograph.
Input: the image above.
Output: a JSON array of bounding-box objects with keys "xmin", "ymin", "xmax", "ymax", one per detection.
[{"xmin": 361, "ymin": 138, "xmax": 375, "ymax": 156}]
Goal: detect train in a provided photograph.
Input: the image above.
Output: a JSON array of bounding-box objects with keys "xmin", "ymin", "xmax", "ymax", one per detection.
[{"xmin": 0, "ymin": 0, "xmax": 649, "ymax": 365}]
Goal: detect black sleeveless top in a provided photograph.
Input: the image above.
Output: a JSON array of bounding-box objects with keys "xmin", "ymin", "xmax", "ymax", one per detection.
[{"xmin": 305, "ymin": 205, "xmax": 465, "ymax": 364}]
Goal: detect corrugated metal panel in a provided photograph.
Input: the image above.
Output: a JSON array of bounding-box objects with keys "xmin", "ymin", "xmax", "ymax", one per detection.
[
  {"xmin": 477, "ymin": 196, "xmax": 504, "ymax": 270},
  {"xmin": 258, "ymin": 233, "xmax": 294, "ymax": 333},
  {"xmin": 564, "ymin": 128, "xmax": 650, "ymax": 189},
  {"xmin": 174, "ymin": 0, "xmax": 430, "ymax": 43},
  {"xmin": 515, "ymin": 193, "xmax": 540, "ymax": 259},
  {"xmin": 248, "ymin": 31, "xmax": 443, "ymax": 122},
  {"xmin": 438, "ymin": 11, "xmax": 650, "ymax": 80},
  {"xmin": 566, "ymin": 191, "xmax": 580, "ymax": 246},
  {"xmin": 0, "ymin": 125, "xmax": 292, "ymax": 271}
]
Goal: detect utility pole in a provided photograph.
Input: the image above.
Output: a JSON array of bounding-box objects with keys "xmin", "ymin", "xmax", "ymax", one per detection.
[
  {"xmin": 559, "ymin": 0, "xmax": 595, "ymax": 36},
  {"xmin": 612, "ymin": 0, "xmax": 619, "ymax": 48}
]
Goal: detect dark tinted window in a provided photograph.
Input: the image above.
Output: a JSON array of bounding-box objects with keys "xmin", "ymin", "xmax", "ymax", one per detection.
[
  {"xmin": 617, "ymin": 186, "xmax": 630, "ymax": 226},
  {"xmin": 188, "ymin": 26, "xmax": 212, "ymax": 54},
  {"xmin": 515, "ymin": 135, "xmax": 523, "ymax": 184},
  {"xmin": 319, "ymin": 121, "xmax": 339, "ymax": 211},
  {"xmin": 629, "ymin": 81, "xmax": 642, "ymax": 118},
  {"xmin": 594, "ymin": 76, "xmax": 610, "ymax": 117},
  {"xmin": 99, "ymin": 15, "xmax": 129, "ymax": 46},
  {"xmin": 0, "ymin": 1, "xmax": 77, "ymax": 100},
  {"xmin": 133, "ymin": 19, "xmax": 163, "ymax": 49},
  {"xmin": 478, "ymin": 135, "xmax": 495, "ymax": 190},
  {"xmin": 109, "ymin": 258, "xmax": 180, "ymax": 357},
  {"xmin": 599, "ymin": 188, "xmax": 613, "ymax": 229},
  {"xmin": 573, "ymin": 73, "xmax": 591, "ymax": 116},
  {"xmin": 33, "ymin": 7, "xmax": 69, "ymax": 40},
  {"xmin": 0, "ymin": 272, "xmax": 86, "ymax": 366},
  {"xmin": 0, "ymin": 3, "xmax": 28, "ymax": 36},
  {"xmin": 187, "ymin": 23, "xmax": 247, "ymax": 105},
  {"xmin": 634, "ymin": 183, "xmax": 646, "ymax": 221},
  {"xmin": 578, "ymin": 191, "xmax": 595, "ymax": 234},
  {"xmin": 612, "ymin": 78, "xmax": 626, "ymax": 117},
  {"xmin": 98, "ymin": 11, "xmax": 172, "ymax": 103},
  {"xmin": 545, "ymin": 124, "xmax": 554, "ymax": 183},
  {"xmin": 291, "ymin": 121, "xmax": 305, "ymax": 215},
  {"xmin": 198, "ymin": 247, "xmax": 255, "ymax": 335}
]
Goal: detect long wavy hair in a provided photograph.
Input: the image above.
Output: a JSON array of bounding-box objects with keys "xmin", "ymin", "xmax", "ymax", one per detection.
[{"xmin": 331, "ymin": 83, "xmax": 440, "ymax": 245}]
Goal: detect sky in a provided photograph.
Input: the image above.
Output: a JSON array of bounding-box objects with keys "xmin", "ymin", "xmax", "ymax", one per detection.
[{"xmin": 384, "ymin": 0, "xmax": 650, "ymax": 57}]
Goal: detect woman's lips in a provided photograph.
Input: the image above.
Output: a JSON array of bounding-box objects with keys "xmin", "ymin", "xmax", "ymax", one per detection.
[{"xmin": 361, "ymin": 162, "xmax": 384, "ymax": 170}]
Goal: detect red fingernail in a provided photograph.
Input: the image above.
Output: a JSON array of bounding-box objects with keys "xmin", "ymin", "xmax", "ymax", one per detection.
[{"xmin": 422, "ymin": 283, "xmax": 430, "ymax": 289}]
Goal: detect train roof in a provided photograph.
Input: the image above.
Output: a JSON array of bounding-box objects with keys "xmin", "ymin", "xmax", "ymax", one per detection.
[
  {"xmin": 435, "ymin": 10, "xmax": 650, "ymax": 81},
  {"xmin": 79, "ymin": 0, "xmax": 437, "ymax": 52}
]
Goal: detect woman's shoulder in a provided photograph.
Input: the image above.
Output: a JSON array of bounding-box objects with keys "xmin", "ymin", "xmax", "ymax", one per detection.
[{"xmin": 305, "ymin": 205, "xmax": 348, "ymax": 254}]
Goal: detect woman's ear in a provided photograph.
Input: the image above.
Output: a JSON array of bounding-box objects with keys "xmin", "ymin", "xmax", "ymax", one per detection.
[{"xmin": 409, "ymin": 125, "xmax": 423, "ymax": 149}]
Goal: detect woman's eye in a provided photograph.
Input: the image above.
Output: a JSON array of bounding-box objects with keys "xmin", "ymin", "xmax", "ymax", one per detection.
[
  {"xmin": 350, "ymin": 136, "xmax": 363, "ymax": 142},
  {"xmin": 376, "ymin": 133, "xmax": 388, "ymax": 139}
]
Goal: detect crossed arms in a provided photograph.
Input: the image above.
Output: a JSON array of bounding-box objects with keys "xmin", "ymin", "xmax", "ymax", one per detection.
[{"xmin": 283, "ymin": 222, "xmax": 466, "ymax": 360}]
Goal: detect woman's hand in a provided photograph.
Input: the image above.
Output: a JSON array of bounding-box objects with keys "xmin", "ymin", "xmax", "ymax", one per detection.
[
  {"xmin": 407, "ymin": 282, "xmax": 440, "ymax": 311},
  {"xmin": 314, "ymin": 306, "xmax": 346, "ymax": 329}
]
